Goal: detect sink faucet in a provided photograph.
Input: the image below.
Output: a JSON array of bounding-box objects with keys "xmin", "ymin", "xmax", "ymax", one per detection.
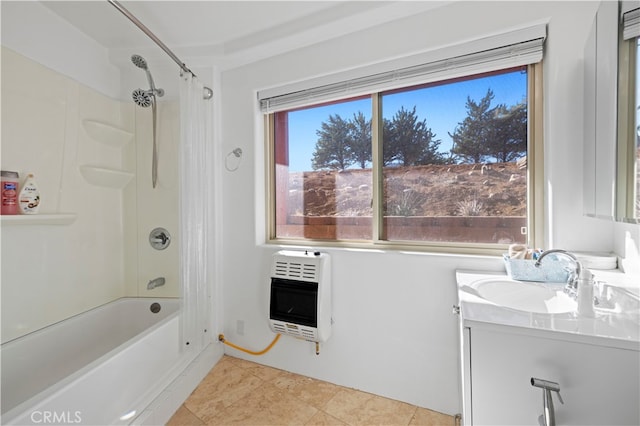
[
  {"xmin": 535, "ymin": 249, "xmax": 595, "ymax": 317},
  {"xmin": 534, "ymin": 249, "xmax": 581, "ymax": 297}
]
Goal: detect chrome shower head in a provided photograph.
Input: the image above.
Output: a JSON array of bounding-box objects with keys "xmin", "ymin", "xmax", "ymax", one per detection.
[
  {"xmin": 131, "ymin": 54, "xmax": 164, "ymax": 100},
  {"xmin": 132, "ymin": 88, "xmax": 153, "ymax": 108},
  {"xmin": 131, "ymin": 54, "xmax": 148, "ymax": 70}
]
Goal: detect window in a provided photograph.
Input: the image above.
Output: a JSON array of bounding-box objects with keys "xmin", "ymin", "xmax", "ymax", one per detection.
[
  {"xmin": 271, "ymin": 96, "xmax": 374, "ymax": 241},
  {"xmin": 263, "ymin": 27, "xmax": 545, "ymax": 252}
]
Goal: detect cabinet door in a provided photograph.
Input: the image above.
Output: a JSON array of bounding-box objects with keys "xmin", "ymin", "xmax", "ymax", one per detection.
[{"xmin": 470, "ymin": 327, "xmax": 640, "ymax": 426}]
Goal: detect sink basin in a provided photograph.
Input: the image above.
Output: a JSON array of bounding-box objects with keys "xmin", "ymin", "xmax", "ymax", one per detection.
[{"xmin": 470, "ymin": 279, "xmax": 577, "ymax": 314}]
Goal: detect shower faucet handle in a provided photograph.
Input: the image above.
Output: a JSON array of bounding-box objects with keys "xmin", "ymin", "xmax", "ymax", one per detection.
[
  {"xmin": 149, "ymin": 227, "xmax": 171, "ymax": 250},
  {"xmin": 153, "ymin": 233, "xmax": 168, "ymax": 244}
]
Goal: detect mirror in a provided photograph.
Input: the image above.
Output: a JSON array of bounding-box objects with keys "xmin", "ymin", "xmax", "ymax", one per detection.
[
  {"xmin": 584, "ymin": 1, "xmax": 640, "ymax": 224},
  {"xmin": 583, "ymin": 1, "xmax": 618, "ymax": 220}
]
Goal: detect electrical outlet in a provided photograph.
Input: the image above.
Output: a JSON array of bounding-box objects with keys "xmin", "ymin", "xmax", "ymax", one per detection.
[{"xmin": 236, "ymin": 320, "xmax": 245, "ymax": 336}]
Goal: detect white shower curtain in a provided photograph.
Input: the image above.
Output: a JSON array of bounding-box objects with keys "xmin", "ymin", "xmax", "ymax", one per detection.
[{"xmin": 179, "ymin": 72, "xmax": 212, "ymax": 354}]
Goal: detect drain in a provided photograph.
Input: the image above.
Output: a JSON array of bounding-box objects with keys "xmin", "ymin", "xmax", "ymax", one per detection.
[{"xmin": 150, "ymin": 302, "xmax": 161, "ymax": 313}]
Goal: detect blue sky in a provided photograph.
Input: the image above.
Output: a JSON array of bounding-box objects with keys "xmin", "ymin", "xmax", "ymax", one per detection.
[{"xmin": 287, "ymin": 69, "xmax": 527, "ymax": 172}]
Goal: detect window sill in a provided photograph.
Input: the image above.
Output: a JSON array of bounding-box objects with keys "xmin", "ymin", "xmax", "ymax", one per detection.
[{"xmin": 264, "ymin": 237, "xmax": 510, "ymax": 257}]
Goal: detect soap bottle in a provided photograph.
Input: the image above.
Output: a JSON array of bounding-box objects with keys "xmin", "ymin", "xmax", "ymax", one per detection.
[
  {"xmin": 1, "ymin": 170, "xmax": 20, "ymax": 215},
  {"xmin": 19, "ymin": 173, "xmax": 40, "ymax": 214},
  {"xmin": 577, "ymin": 268, "xmax": 595, "ymax": 318}
]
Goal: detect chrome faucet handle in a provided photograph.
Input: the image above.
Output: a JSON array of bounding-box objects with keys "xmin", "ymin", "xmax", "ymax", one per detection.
[
  {"xmin": 564, "ymin": 269, "xmax": 579, "ymax": 298},
  {"xmin": 149, "ymin": 227, "xmax": 171, "ymax": 250}
]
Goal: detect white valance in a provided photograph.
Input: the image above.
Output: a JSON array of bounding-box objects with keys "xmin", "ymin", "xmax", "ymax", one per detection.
[
  {"xmin": 622, "ymin": 7, "xmax": 640, "ymax": 40},
  {"xmin": 259, "ymin": 23, "xmax": 546, "ymax": 113}
]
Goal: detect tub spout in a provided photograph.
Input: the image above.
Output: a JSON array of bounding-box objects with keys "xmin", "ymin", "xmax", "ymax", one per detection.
[{"xmin": 147, "ymin": 277, "xmax": 165, "ymax": 290}]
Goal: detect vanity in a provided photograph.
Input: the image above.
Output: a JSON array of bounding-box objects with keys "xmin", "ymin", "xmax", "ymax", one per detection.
[{"xmin": 456, "ymin": 270, "xmax": 640, "ymax": 426}]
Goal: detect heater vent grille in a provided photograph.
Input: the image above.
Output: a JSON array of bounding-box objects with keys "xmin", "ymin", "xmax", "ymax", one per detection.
[
  {"xmin": 270, "ymin": 320, "xmax": 318, "ymax": 342},
  {"xmin": 273, "ymin": 260, "xmax": 318, "ymax": 281}
]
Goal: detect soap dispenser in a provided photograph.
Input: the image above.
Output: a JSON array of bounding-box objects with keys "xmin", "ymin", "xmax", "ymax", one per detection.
[{"xmin": 577, "ymin": 268, "xmax": 595, "ymax": 318}]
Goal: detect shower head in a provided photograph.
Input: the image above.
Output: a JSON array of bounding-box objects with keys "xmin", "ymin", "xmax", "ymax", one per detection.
[
  {"xmin": 132, "ymin": 88, "xmax": 154, "ymax": 108},
  {"xmin": 131, "ymin": 54, "xmax": 164, "ymax": 100},
  {"xmin": 131, "ymin": 54, "xmax": 148, "ymax": 70}
]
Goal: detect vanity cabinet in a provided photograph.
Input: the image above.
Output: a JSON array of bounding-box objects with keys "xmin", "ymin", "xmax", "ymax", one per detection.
[{"xmin": 461, "ymin": 322, "xmax": 640, "ymax": 426}]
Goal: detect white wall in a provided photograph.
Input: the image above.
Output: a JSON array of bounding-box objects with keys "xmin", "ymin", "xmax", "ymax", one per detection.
[
  {"xmin": 218, "ymin": 1, "xmax": 631, "ymax": 416},
  {"xmin": 0, "ymin": 1, "xmax": 121, "ymax": 100}
]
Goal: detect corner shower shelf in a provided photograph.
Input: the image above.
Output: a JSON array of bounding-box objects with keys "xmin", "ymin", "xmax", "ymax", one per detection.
[
  {"xmin": 79, "ymin": 165, "xmax": 134, "ymax": 189},
  {"xmin": 1, "ymin": 213, "xmax": 77, "ymax": 226},
  {"xmin": 82, "ymin": 120, "xmax": 133, "ymax": 148}
]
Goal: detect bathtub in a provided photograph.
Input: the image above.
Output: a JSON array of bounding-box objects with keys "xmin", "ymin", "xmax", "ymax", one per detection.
[{"xmin": 1, "ymin": 297, "xmax": 193, "ymax": 425}]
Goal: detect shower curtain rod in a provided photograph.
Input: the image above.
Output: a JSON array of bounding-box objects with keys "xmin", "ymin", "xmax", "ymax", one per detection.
[{"xmin": 108, "ymin": 0, "xmax": 213, "ymax": 100}]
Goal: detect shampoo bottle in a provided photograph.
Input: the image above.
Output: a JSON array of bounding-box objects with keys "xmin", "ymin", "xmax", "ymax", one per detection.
[
  {"xmin": 19, "ymin": 173, "xmax": 40, "ymax": 214},
  {"xmin": 1, "ymin": 170, "xmax": 20, "ymax": 215}
]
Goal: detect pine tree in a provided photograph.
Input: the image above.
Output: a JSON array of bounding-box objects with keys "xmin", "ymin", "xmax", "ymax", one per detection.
[
  {"xmin": 349, "ymin": 111, "xmax": 372, "ymax": 169},
  {"xmin": 385, "ymin": 106, "xmax": 443, "ymax": 166},
  {"xmin": 488, "ymin": 102, "xmax": 527, "ymax": 162},
  {"xmin": 311, "ymin": 114, "xmax": 354, "ymax": 170},
  {"xmin": 450, "ymin": 89, "xmax": 495, "ymax": 163}
]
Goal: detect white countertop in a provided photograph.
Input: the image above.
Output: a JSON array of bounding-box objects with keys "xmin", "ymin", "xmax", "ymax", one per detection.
[{"xmin": 456, "ymin": 270, "xmax": 640, "ymax": 351}]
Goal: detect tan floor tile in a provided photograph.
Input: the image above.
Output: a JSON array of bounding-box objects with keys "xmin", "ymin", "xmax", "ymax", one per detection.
[
  {"xmin": 227, "ymin": 356, "xmax": 285, "ymax": 382},
  {"xmin": 167, "ymin": 405, "xmax": 204, "ymax": 426},
  {"xmin": 174, "ymin": 356, "xmax": 450, "ymax": 426},
  {"xmin": 226, "ymin": 355, "xmax": 266, "ymax": 369},
  {"xmin": 203, "ymin": 383, "xmax": 318, "ymax": 425},
  {"xmin": 409, "ymin": 407, "xmax": 455, "ymax": 426},
  {"xmin": 324, "ymin": 388, "xmax": 417, "ymax": 426},
  {"xmin": 203, "ymin": 355, "xmax": 240, "ymax": 378},
  {"xmin": 184, "ymin": 362, "xmax": 264, "ymax": 420},
  {"xmin": 271, "ymin": 371, "xmax": 342, "ymax": 410},
  {"xmin": 304, "ymin": 411, "xmax": 348, "ymax": 426}
]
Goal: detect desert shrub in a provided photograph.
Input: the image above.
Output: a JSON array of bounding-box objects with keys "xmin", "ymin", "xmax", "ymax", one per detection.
[
  {"xmin": 389, "ymin": 188, "xmax": 427, "ymax": 216},
  {"xmin": 456, "ymin": 197, "xmax": 484, "ymax": 216}
]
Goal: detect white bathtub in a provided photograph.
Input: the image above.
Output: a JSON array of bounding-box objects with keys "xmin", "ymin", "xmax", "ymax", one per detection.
[{"xmin": 1, "ymin": 297, "xmax": 192, "ymax": 425}]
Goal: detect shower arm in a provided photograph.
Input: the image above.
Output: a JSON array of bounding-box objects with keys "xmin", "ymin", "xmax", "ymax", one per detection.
[{"xmin": 108, "ymin": 0, "xmax": 213, "ymax": 100}]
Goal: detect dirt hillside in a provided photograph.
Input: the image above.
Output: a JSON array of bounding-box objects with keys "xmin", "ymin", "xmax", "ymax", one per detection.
[{"xmin": 287, "ymin": 162, "xmax": 527, "ymax": 217}]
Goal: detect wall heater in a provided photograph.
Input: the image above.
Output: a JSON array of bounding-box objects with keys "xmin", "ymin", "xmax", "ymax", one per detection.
[{"xmin": 269, "ymin": 250, "xmax": 331, "ymax": 343}]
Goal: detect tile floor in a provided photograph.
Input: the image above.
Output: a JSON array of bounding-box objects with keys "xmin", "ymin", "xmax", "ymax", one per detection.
[{"xmin": 167, "ymin": 355, "xmax": 455, "ymax": 426}]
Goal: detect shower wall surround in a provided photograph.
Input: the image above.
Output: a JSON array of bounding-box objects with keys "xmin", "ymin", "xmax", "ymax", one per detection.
[
  {"xmin": 0, "ymin": 47, "xmax": 180, "ymax": 343},
  {"xmin": 133, "ymin": 99, "xmax": 180, "ymax": 297}
]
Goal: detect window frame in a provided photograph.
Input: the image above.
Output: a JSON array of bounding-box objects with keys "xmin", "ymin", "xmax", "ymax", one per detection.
[
  {"xmin": 616, "ymin": 33, "xmax": 639, "ymax": 222},
  {"xmin": 265, "ymin": 62, "xmax": 544, "ymax": 255}
]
